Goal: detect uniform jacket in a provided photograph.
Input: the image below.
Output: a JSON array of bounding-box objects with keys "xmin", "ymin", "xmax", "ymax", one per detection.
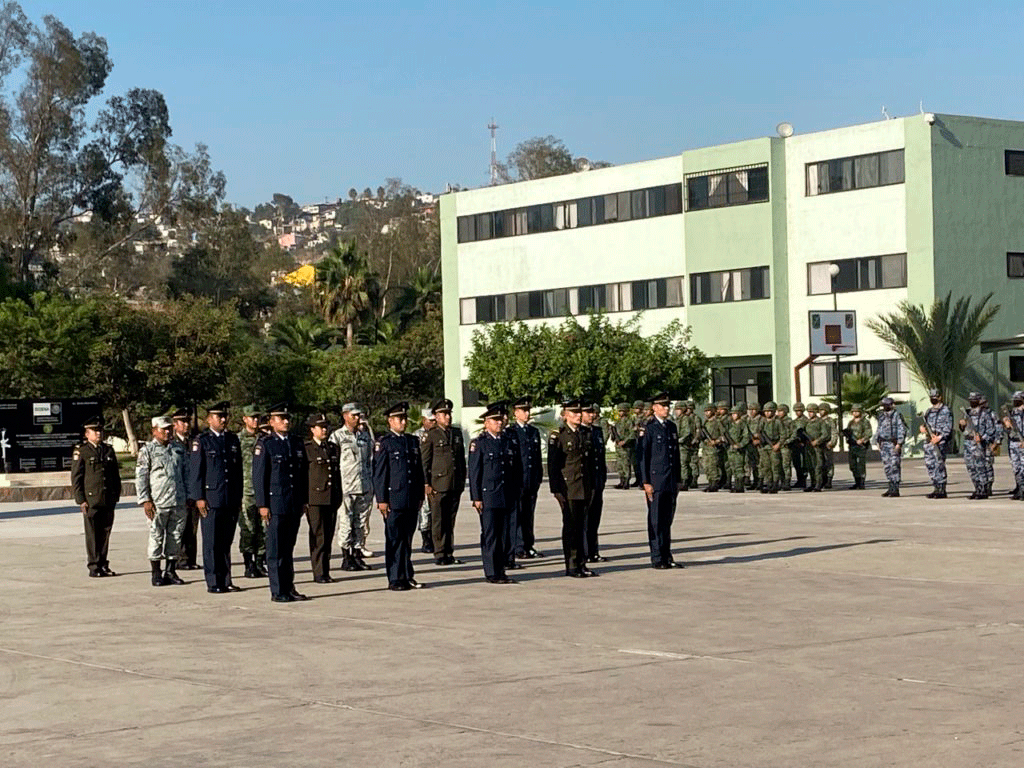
[
  {"xmin": 330, "ymin": 424, "xmax": 373, "ymax": 495},
  {"xmin": 239, "ymin": 429, "xmax": 259, "ymax": 508},
  {"xmin": 252, "ymin": 432, "xmax": 308, "ymax": 515},
  {"xmin": 762, "ymin": 416, "xmax": 783, "ymax": 446},
  {"xmin": 187, "ymin": 428, "xmax": 243, "ymax": 509},
  {"xmin": 135, "ymin": 438, "xmax": 186, "ymax": 508},
  {"xmin": 962, "ymin": 406, "xmax": 997, "ymax": 444},
  {"xmin": 547, "ymin": 424, "xmax": 593, "ymax": 502},
  {"xmin": 846, "ymin": 418, "xmax": 873, "ymax": 445},
  {"xmin": 639, "ymin": 416, "xmax": 681, "ymax": 491},
  {"xmin": 585, "ymin": 423, "xmax": 608, "ymax": 492},
  {"xmin": 468, "ymin": 429, "xmax": 521, "ymax": 508},
  {"xmin": 305, "ymin": 438, "xmax": 341, "ymax": 507},
  {"xmin": 875, "ymin": 410, "xmax": 909, "ymax": 444},
  {"xmin": 373, "ymin": 431, "xmax": 425, "ymax": 510},
  {"xmin": 804, "ymin": 416, "xmax": 827, "ymax": 445},
  {"xmin": 71, "ymin": 440, "xmax": 121, "ymax": 509},
  {"xmin": 508, "ymin": 420, "xmax": 543, "ymax": 495},
  {"xmin": 420, "ymin": 425, "xmax": 466, "ymax": 494},
  {"xmin": 726, "ymin": 420, "xmax": 750, "ymax": 451}
]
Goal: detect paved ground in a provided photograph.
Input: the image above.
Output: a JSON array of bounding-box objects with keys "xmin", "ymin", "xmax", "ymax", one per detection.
[{"xmin": 2, "ymin": 458, "xmax": 1024, "ymax": 768}]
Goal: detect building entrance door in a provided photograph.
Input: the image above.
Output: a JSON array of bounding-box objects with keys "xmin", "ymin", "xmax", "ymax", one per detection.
[{"xmin": 713, "ymin": 366, "xmax": 772, "ymax": 407}]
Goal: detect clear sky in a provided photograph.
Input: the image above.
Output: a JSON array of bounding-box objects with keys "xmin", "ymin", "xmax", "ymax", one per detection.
[{"xmin": 16, "ymin": 0, "xmax": 1024, "ymax": 208}]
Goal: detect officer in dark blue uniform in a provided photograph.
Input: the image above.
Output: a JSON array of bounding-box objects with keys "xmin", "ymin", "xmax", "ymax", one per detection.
[
  {"xmin": 640, "ymin": 392, "xmax": 684, "ymax": 569},
  {"xmin": 187, "ymin": 401, "xmax": 243, "ymax": 593},
  {"xmin": 508, "ymin": 396, "xmax": 544, "ymax": 560},
  {"xmin": 253, "ymin": 403, "xmax": 309, "ymax": 602},
  {"xmin": 548, "ymin": 398, "xmax": 597, "ymax": 578},
  {"xmin": 469, "ymin": 402, "xmax": 522, "ymax": 584},
  {"xmin": 373, "ymin": 402, "xmax": 426, "ymax": 591},
  {"xmin": 582, "ymin": 401, "xmax": 609, "ymax": 563}
]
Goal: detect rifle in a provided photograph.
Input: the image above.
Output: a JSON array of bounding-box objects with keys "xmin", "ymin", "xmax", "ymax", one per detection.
[
  {"xmin": 961, "ymin": 407, "xmax": 976, "ymax": 438},
  {"xmin": 920, "ymin": 413, "xmax": 934, "ymax": 441},
  {"xmin": 841, "ymin": 426, "xmax": 857, "ymax": 449}
]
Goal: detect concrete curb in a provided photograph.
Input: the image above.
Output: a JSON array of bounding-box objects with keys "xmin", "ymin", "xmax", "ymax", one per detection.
[{"xmin": 0, "ymin": 481, "xmax": 136, "ymax": 503}]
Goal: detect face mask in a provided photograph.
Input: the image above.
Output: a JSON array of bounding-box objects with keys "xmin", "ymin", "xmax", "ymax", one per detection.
[
  {"xmin": 882, "ymin": 406, "xmax": 893, "ymax": 412},
  {"xmin": 930, "ymin": 398, "xmax": 939, "ymax": 405}
]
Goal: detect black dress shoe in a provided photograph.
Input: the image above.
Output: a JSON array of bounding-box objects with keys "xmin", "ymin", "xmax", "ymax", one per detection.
[
  {"xmin": 528, "ymin": 548, "xmax": 544, "ymax": 558},
  {"xmin": 485, "ymin": 576, "xmax": 503, "ymax": 584},
  {"xmin": 207, "ymin": 587, "xmax": 228, "ymax": 594},
  {"xmin": 666, "ymin": 561, "xmax": 685, "ymax": 569},
  {"xmin": 226, "ymin": 584, "xmax": 242, "ymax": 592},
  {"xmin": 89, "ymin": 570, "xmax": 103, "ymax": 578},
  {"xmin": 289, "ymin": 590, "xmax": 309, "ymax": 601},
  {"xmin": 566, "ymin": 570, "xmax": 585, "ymax": 578},
  {"xmin": 389, "ymin": 582, "xmax": 411, "ymax": 591},
  {"xmin": 271, "ymin": 594, "xmax": 294, "ymax": 603},
  {"xmin": 587, "ymin": 555, "xmax": 609, "ymax": 563},
  {"xmin": 517, "ymin": 550, "xmax": 532, "ymax": 559},
  {"xmin": 652, "ymin": 563, "xmax": 670, "ymax": 570},
  {"xmin": 407, "ymin": 579, "xmax": 424, "ymax": 589},
  {"xmin": 100, "ymin": 566, "xmax": 117, "ymax": 576},
  {"xmin": 506, "ymin": 562, "xmax": 523, "ymax": 570},
  {"xmin": 314, "ymin": 576, "xmax": 335, "ymax": 584},
  {"xmin": 580, "ymin": 567, "xmax": 598, "ymax": 577}
]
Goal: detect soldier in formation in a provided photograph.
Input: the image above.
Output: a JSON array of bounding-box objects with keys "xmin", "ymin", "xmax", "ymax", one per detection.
[
  {"xmin": 921, "ymin": 389, "xmax": 953, "ymax": 499},
  {"xmin": 421, "ymin": 398, "xmax": 467, "ymax": 567},
  {"xmin": 305, "ymin": 412, "xmax": 341, "ymax": 583},
  {"xmin": 135, "ymin": 416, "xmax": 186, "ymax": 586},
  {"xmin": 1005, "ymin": 391, "xmax": 1024, "ymax": 500},
  {"xmin": 776, "ymin": 403, "xmax": 795, "ymax": 490},
  {"xmin": 468, "ymin": 402, "xmax": 521, "ymax": 584},
  {"xmin": 508, "ymin": 397, "xmax": 544, "ymax": 559},
  {"xmin": 819, "ymin": 403, "xmax": 838, "ymax": 489},
  {"xmin": 759, "ymin": 402, "xmax": 783, "ymax": 493},
  {"xmin": 959, "ymin": 392, "xmax": 997, "ymax": 499},
  {"xmin": 171, "ymin": 409, "xmax": 201, "ymax": 570},
  {"xmin": 548, "ymin": 398, "xmax": 596, "ymax": 577},
  {"xmin": 843, "ymin": 404, "xmax": 873, "ymax": 490},
  {"xmin": 412, "ymin": 408, "xmax": 435, "ymax": 553},
  {"xmin": 72, "ymin": 416, "xmax": 121, "ymax": 577},
  {"xmin": 675, "ymin": 400, "xmax": 699, "ymax": 491},
  {"xmin": 802, "ymin": 404, "xmax": 826, "ymax": 492},
  {"xmin": 610, "ymin": 403, "xmax": 634, "ymax": 489},
  {"xmin": 639, "ymin": 393, "xmax": 684, "ymax": 568},
  {"xmin": 581, "ymin": 402, "xmax": 608, "ymax": 562},
  {"xmin": 875, "ymin": 396, "xmax": 908, "ymax": 497},
  {"xmin": 238, "ymin": 405, "xmax": 267, "ymax": 578},
  {"xmin": 725, "ymin": 405, "xmax": 749, "ymax": 493},
  {"xmin": 790, "ymin": 403, "xmax": 809, "ymax": 488},
  {"xmin": 331, "ymin": 403, "xmax": 374, "ymax": 571},
  {"xmin": 701, "ymin": 403, "xmax": 725, "ymax": 492}
]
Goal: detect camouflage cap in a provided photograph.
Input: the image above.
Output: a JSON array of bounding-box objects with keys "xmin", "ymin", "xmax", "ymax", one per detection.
[
  {"xmin": 880, "ymin": 396, "xmax": 894, "ymax": 406},
  {"xmin": 968, "ymin": 391, "xmax": 982, "ymax": 401},
  {"xmin": 729, "ymin": 404, "xmax": 744, "ymax": 414},
  {"xmin": 242, "ymin": 404, "xmax": 261, "ymax": 417},
  {"xmin": 777, "ymin": 403, "xmax": 790, "ymax": 412},
  {"xmin": 632, "ymin": 400, "xmax": 644, "ymax": 409},
  {"xmin": 793, "ymin": 402, "xmax": 805, "ymax": 410},
  {"xmin": 683, "ymin": 399, "xmax": 694, "ymax": 408},
  {"xmin": 616, "ymin": 402, "xmax": 630, "ymax": 411},
  {"xmin": 642, "ymin": 401, "xmax": 652, "ymax": 409},
  {"xmin": 850, "ymin": 403, "xmax": 863, "ymax": 411},
  {"xmin": 703, "ymin": 403, "xmax": 715, "ymax": 411},
  {"xmin": 819, "ymin": 403, "xmax": 831, "ymax": 414},
  {"xmin": 764, "ymin": 401, "xmax": 778, "ymax": 410},
  {"xmin": 928, "ymin": 388, "xmax": 941, "ymax": 398},
  {"xmin": 806, "ymin": 403, "xmax": 819, "ymax": 412},
  {"xmin": 714, "ymin": 401, "xmax": 728, "ymax": 409},
  {"xmin": 747, "ymin": 402, "xmax": 761, "ymax": 411}
]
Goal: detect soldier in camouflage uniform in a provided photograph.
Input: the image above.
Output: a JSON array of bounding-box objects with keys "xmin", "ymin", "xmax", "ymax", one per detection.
[
  {"xmin": 876, "ymin": 397, "xmax": 908, "ymax": 497},
  {"xmin": 701, "ymin": 404, "xmax": 723, "ymax": 492},
  {"xmin": 819, "ymin": 402, "xmax": 838, "ymax": 489},
  {"xmin": 627, "ymin": 400, "xmax": 644, "ymax": 488},
  {"xmin": 760, "ymin": 402, "xmax": 783, "ymax": 493},
  {"xmin": 238, "ymin": 405, "xmax": 267, "ymax": 578},
  {"xmin": 1004, "ymin": 391, "xmax": 1024, "ymax": 501},
  {"xmin": 687, "ymin": 400, "xmax": 701, "ymax": 488},
  {"xmin": 676, "ymin": 401, "xmax": 698, "ymax": 491},
  {"xmin": 921, "ymin": 388, "xmax": 953, "ymax": 499},
  {"xmin": 790, "ymin": 403, "xmax": 809, "ymax": 488},
  {"xmin": 714, "ymin": 401, "xmax": 729, "ymax": 488},
  {"xmin": 745, "ymin": 403, "xmax": 762, "ymax": 490},
  {"xmin": 610, "ymin": 404, "xmax": 634, "ymax": 489},
  {"xmin": 959, "ymin": 392, "xmax": 997, "ymax": 499},
  {"xmin": 844, "ymin": 404, "xmax": 873, "ymax": 490},
  {"xmin": 725, "ymin": 405, "xmax": 750, "ymax": 493},
  {"xmin": 803, "ymin": 404, "xmax": 826, "ymax": 492},
  {"xmin": 776, "ymin": 404, "xmax": 794, "ymax": 490},
  {"xmin": 135, "ymin": 416, "xmax": 187, "ymax": 586}
]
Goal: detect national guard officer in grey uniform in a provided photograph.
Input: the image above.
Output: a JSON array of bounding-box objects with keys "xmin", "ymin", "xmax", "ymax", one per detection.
[
  {"xmin": 420, "ymin": 397, "xmax": 466, "ymax": 566},
  {"xmin": 331, "ymin": 403, "xmax": 375, "ymax": 570},
  {"xmin": 959, "ymin": 392, "xmax": 997, "ymax": 499},
  {"xmin": 509, "ymin": 397, "xmax": 544, "ymax": 559},
  {"xmin": 253, "ymin": 403, "xmax": 309, "ymax": 602},
  {"xmin": 640, "ymin": 393, "xmax": 684, "ymax": 569},
  {"xmin": 238, "ymin": 405, "xmax": 267, "ymax": 578},
  {"xmin": 582, "ymin": 401, "xmax": 609, "ymax": 562},
  {"xmin": 921, "ymin": 389, "xmax": 953, "ymax": 499},
  {"xmin": 171, "ymin": 408, "xmax": 201, "ymax": 570},
  {"xmin": 875, "ymin": 397, "xmax": 908, "ymax": 497},
  {"xmin": 413, "ymin": 408, "xmax": 435, "ymax": 553},
  {"xmin": 468, "ymin": 402, "xmax": 522, "ymax": 584},
  {"xmin": 548, "ymin": 398, "xmax": 597, "ymax": 578},
  {"xmin": 1005, "ymin": 391, "xmax": 1024, "ymax": 500},
  {"xmin": 305, "ymin": 412, "xmax": 341, "ymax": 583},
  {"xmin": 71, "ymin": 416, "xmax": 121, "ymax": 577},
  {"xmin": 135, "ymin": 416, "xmax": 187, "ymax": 586},
  {"xmin": 373, "ymin": 402, "xmax": 426, "ymax": 591},
  {"xmin": 187, "ymin": 402, "xmax": 243, "ymax": 593}
]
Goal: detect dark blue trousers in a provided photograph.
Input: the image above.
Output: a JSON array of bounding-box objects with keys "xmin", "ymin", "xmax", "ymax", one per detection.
[
  {"xmin": 646, "ymin": 489, "xmax": 678, "ymax": 566},
  {"xmin": 480, "ymin": 506, "xmax": 508, "ymax": 579},
  {"xmin": 201, "ymin": 506, "xmax": 238, "ymax": 589},
  {"xmin": 514, "ymin": 492, "xmax": 538, "ymax": 555},
  {"xmin": 559, "ymin": 497, "xmax": 588, "ymax": 573},
  {"xmin": 585, "ymin": 490, "xmax": 604, "ymax": 559},
  {"xmin": 267, "ymin": 511, "xmax": 300, "ymax": 597},
  {"xmin": 385, "ymin": 507, "xmax": 417, "ymax": 586},
  {"xmin": 503, "ymin": 502, "xmax": 518, "ymax": 567}
]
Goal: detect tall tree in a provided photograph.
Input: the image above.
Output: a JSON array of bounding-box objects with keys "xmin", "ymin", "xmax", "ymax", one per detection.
[
  {"xmin": 313, "ymin": 241, "xmax": 376, "ymax": 347},
  {"xmin": 866, "ymin": 292, "xmax": 1000, "ymax": 406}
]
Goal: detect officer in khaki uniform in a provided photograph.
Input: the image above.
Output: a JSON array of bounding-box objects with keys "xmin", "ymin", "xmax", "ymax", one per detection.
[
  {"xmin": 71, "ymin": 416, "xmax": 122, "ymax": 577},
  {"xmin": 305, "ymin": 412, "xmax": 341, "ymax": 583},
  {"xmin": 420, "ymin": 397, "xmax": 466, "ymax": 566},
  {"xmin": 548, "ymin": 398, "xmax": 597, "ymax": 577},
  {"xmin": 238, "ymin": 405, "xmax": 267, "ymax": 578}
]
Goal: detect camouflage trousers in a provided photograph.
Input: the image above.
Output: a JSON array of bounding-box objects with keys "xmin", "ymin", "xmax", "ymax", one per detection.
[
  {"xmin": 746, "ymin": 445, "xmax": 759, "ymax": 486},
  {"xmin": 337, "ymin": 491, "xmax": 373, "ymax": 550},
  {"xmin": 690, "ymin": 447, "xmax": 700, "ymax": 485},
  {"xmin": 727, "ymin": 449, "xmax": 746, "ymax": 488},
  {"xmin": 807, "ymin": 444, "xmax": 825, "ymax": 488},
  {"xmin": 238, "ymin": 503, "xmax": 266, "ymax": 556},
  {"xmin": 148, "ymin": 504, "xmax": 186, "ymax": 561},
  {"xmin": 1010, "ymin": 440, "xmax": 1024, "ymax": 489},
  {"xmin": 848, "ymin": 445, "xmax": 867, "ymax": 482},
  {"xmin": 759, "ymin": 447, "xmax": 783, "ymax": 487},
  {"xmin": 923, "ymin": 441, "xmax": 947, "ymax": 484},
  {"xmin": 963, "ymin": 440, "xmax": 993, "ymax": 484},
  {"xmin": 879, "ymin": 442, "xmax": 902, "ymax": 484},
  {"xmin": 824, "ymin": 446, "xmax": 835, "ymax": 483},
  {"xmin": 701, "ymin": 443, "xmax": 721, "ymax": 487},
  {"xmin": 615, "ymin": 449, "xmax": 632, "ymax": 485},
  {"xmin": 781, "ymin": 446, "xmax": 792, "ymax": 486},
  {"xmin": 680, "ymin": 445, "xmax": 696, "ymax": 485}
]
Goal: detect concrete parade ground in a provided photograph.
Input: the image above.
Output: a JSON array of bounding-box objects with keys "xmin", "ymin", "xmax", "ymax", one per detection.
[{"xmin": 2, "ymin": 457, "xmax": 1024, "ymax": 768}]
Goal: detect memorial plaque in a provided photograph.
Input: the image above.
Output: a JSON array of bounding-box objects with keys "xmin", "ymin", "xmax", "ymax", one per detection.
[{"xmin": 0, "ymin": 398, "xmax": 103, "ymax": 472}]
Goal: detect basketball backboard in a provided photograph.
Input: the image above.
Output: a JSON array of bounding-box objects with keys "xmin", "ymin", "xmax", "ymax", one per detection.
[{"xmin": 809, "ymin": 310, "xmax": 857, "ymax": 356}]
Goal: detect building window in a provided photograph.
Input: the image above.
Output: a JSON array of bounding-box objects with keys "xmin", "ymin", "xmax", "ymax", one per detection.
[
  {"xmin": 807, "ymin": 254, "xmax": 907, "ymax": 295},
  {"xmin": 459, "ymin": 297, "xmax": 476, "ymax": 324},
  {"xmin": 1011, "ymin": 356, "xmax": 1024, "ymax": 382},
  {"xmin": 1008, "ymin": 252, "xmax": 1024, "ymax": 278},
  {"xmin": 805, "ymin": 149, "xmax": 904, "ymax": 196},
  {"xmin": 712, "ymin": 366, "xmax": 773, "ymax": 408},
  {"xmin": 1006, "ymin": 150, "xmax": 1024, "ymax": 176},
  {"xmin": 809, "ymin": 359, "xmax": 910, "ymax": 396},
  {"xmin": 690, "ymin": 266, "xmax": 770, "ymax": 305},
  {"xmin": 686, "ymin": 164, "xmax": 769, "ymax": 211},
  {"xmin": 455, "ymin": 183, "xmax": 683, "ymax": 242}
]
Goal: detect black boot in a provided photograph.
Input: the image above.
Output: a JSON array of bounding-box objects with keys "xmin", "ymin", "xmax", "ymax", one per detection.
[
  {"xmin": 341, "ymin": 549, "xmax": 358, "ymax": 571},
  {"xmin": 151, "ymin": 560, "xmax": 169, "ymax": 587},
  {"xmin": 890, "ymin": 483, "xmax": 900, "ymax": 498},
  {"xmin": 982, "ymin": 482, "xmax": 992, "ymax": 499},
  {"xmin": 881, "ymin": 483, "xmax": 893, "ymax": 497},
  {"xmin": 254, "ymin": 554, "xmax": 268, "ymax": 577},
  {"xmin": 421, "ymin": 530, "xmax": 434, "ymax": 554},
  {"xmin": 1013, "ymin": 485, "xmax": 1022, "ymax": 501},
  {"xmin": 935, "ymin": 483, "xmax": 947, "ymax": 499},
  {"xmin": 969, "ymin": 483, "xmax": 980, "ymax": 500},
  {"xmin": 243, "ymin": 552, "xmax": 256, "ymax": 578},
  {"xmin": 926, "ymin": 484, "xmax": 938, "ymax": 499},
  {"xmin": 354, "ymin": 548, "xmax": 372, "ymax": 570},
  {"xmin": 164, "ymin": 559, "xmax": 185, "ymax": 585}
]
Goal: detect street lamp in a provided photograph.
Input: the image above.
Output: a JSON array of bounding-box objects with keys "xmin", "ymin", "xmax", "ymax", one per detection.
[{"xmin": 828, "ymin": 263, "xmax": 844, "ymax": 432}]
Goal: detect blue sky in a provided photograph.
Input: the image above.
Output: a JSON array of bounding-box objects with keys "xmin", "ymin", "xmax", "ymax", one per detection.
[{"xmin": 17, "ymin": 1, "xmax": 1024, "ymax": 207}]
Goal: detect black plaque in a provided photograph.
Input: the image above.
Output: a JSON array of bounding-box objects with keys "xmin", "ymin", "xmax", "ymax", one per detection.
[{"xmin": 0, "ymin": 399, "xmax": 103, "ymax": 472}]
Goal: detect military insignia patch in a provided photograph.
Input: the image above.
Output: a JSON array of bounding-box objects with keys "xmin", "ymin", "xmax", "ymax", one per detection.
[
  {"xmin": 254, "ymin": 446, "xmax": 261, "ymax": 455},
  {"xmin": 72, "ymin": 450, "xmax": 80, "ymax": 460},
  {"xmin": 192, "ymin": 442, "xmax": 199, "ymax": 452},
  {"xmin": 469, "ymin": 441, "xmax": 476, "ymax": 452}
]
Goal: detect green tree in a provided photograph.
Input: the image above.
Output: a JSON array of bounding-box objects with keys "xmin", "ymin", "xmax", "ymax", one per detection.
[
  {"xmin": 394, "ymin": 264, "xmax": 441, "ymax": 328},
  {"xmin": 822, "ymin": 372, "xmax": 890, "ymax": 414},
  {"xmin": 866, "ymin": 292, "xmax": 1000, "ymax": 406},
  {"xmin": 268, "ymin": 314, "xmax": 341, "ymax": 357},
  {"xmin": 313, "ymin": 241, "xmax": 376, "ymax": 347}
]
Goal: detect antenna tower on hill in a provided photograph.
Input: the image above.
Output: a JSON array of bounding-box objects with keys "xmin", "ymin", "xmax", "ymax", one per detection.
[{"xmin": 488, "ymin": 118, "xmax": 499, "ymax": 185}]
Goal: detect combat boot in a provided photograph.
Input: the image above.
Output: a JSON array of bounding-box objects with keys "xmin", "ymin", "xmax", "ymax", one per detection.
[
  {"xmin": 354, "ymin": 548, "xmax": 372, "ymax": 570},
  {"xmin": 926, "ymin": 484, "xmax": 939, "ymax": 499},
  {"xmin": 164, "ymin": 560, "xmax": 185, "ymax": 585},
  {"xmin": 243, "ymin": 553, "xmax": 256, "ymax": 578},
  {"xmin": 890, "ymin": 483, "xmax": 900, "ymax": 498},
  {"xmin": 341, "ymin": 549, "xmax": 359, "ymax": 571},
  {"xmin": 151, "ymin": 560, "xmax": 169, "ymax": 587},
  {"xmin": 935, "ymin": 483, "xmax": 947, "ymax": 499},
  {"xmin": 969, "ymin": 483, "xmax": 981, "ymax": 500},
  {"xmin": 255, "ymin": 554, "xmax": 268, "ymax": 577},
  {"xmin": 983, "ymin": 482, "xmax": 992, "ymax": 499},
  {"xmin": 1012, "ymin": 485, "xmax": 1022, "ymax": 500},
  {"xmin": 881, "ymin": 483, "xmax": 893, "ymax": 497},
  {"xmin": 420, "ymin": 530, "xmax": 434, "ymax": 554}
]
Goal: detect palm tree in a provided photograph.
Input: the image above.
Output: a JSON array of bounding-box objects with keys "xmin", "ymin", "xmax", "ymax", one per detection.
[
  {"xmin": 866, "ymin": 292, "xmax": 1000, "ymax": 406},
  {"xmin": 268, "ymin": 315, "xmax": 341, "ymax": 357},
  {"xmin": 314, "ymin": 242, "xmax": 376, "ymax": 347},
  {"xmin": 395, "ymin": 265, "xmax": 442, "ymax": 327},
  {"xmin": 822, "ymin": 372, "xmax": 890, "ymax": 414}
]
